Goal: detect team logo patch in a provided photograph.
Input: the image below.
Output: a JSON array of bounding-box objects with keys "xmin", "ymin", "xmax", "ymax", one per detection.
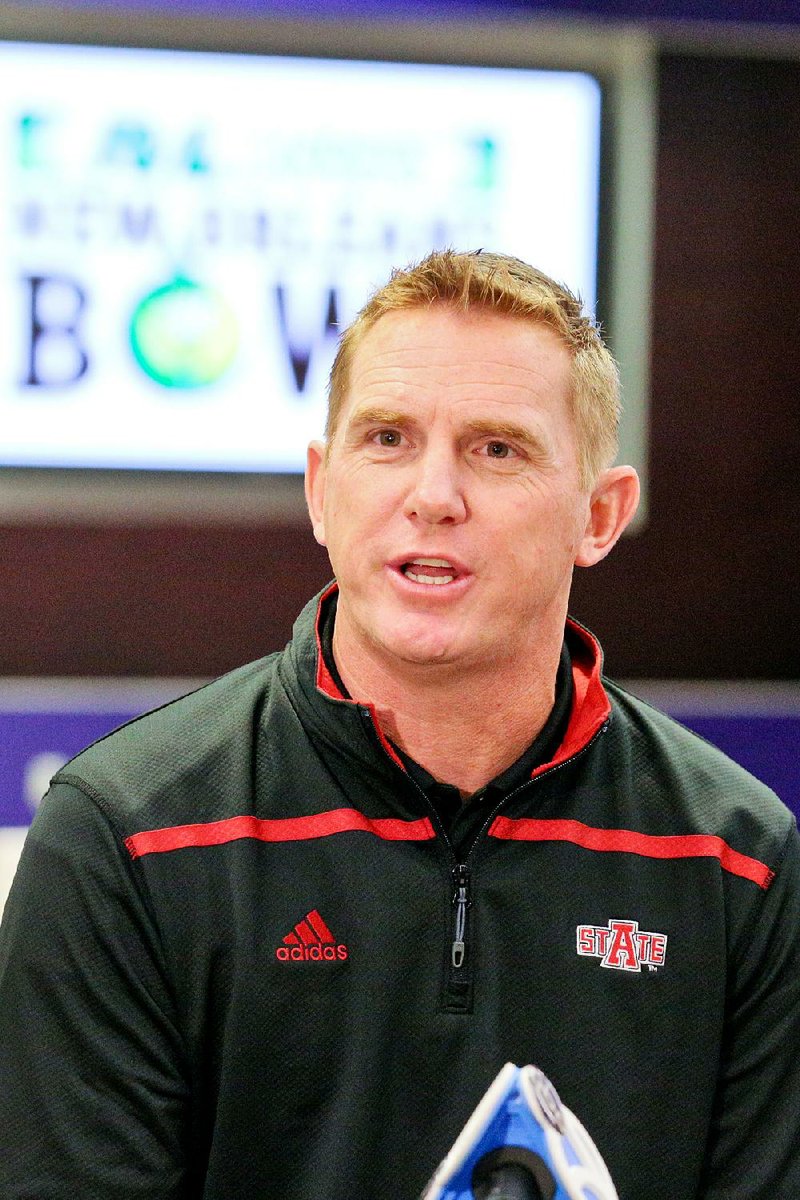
[
  {"xmin": 275, "ymin": 908, "xmax": 349, "ymax": 962},
  {"xmin": 576, "ymin": 918, "xmax": 667, "ymax": 972}
]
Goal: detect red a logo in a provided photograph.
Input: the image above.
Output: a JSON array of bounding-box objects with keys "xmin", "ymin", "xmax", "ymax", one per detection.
[{"xmin": 576, "ymin": 918, "xmax": 668, "ymax": 972}]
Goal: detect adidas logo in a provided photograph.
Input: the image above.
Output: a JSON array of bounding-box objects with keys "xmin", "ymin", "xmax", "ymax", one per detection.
[{"xmin": 275, "ymin": 908, "xmax": 349, "ymax": 962}]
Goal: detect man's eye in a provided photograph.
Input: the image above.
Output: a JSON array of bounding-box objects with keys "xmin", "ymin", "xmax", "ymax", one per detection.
[
  {"xmin": 484, "ymin": 440, "xmax": 514, "ymax": 459},
  {"xmin": 375, "ymin": 430, "xmax": 402, "ymax": 447}
]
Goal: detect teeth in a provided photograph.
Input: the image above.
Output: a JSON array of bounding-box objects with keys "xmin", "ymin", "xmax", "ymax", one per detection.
[
  {"xmin": 406, "ymin": 571, "xmax": 454, "ymax": 585},
  {"xmin": 404, "ymin": 558, "xmax": 456, "ymax": 586}
]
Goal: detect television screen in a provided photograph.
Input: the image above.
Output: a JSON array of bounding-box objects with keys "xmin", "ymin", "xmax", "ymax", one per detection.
[{"xmin": 0, "ymin": 40, "xmax": 603, "ymax": 474}]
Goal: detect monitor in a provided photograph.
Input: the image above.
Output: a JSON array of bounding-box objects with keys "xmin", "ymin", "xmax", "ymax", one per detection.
[{"xmin": 0, "ymin": 10, "xmax": 656, "ymax": 517}]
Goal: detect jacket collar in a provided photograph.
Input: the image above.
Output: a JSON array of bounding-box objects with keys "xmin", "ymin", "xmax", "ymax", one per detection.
[{"xmin": 310, "ymin": 583, "xmax": 610, "ymax": 780}]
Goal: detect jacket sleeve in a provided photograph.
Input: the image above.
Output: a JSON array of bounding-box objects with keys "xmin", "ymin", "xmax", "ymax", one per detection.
[
  {"xmin": 700, "ymin": 817, "xmax": 800, "ymax": 1198},
  {"xmin": 0, "ymin": 781, "xmax": 192, "ymax": 1199}
]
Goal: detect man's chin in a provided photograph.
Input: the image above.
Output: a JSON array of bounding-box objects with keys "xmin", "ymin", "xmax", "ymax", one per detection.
[
  {"xmin": 392, "ymin": 643, "xmax": 460, "ymax": 668},
  {"xmin": 339, "ymin": 601, "xmax": 481, "ymax": 678},
  {"xmin": 372, "ymin": 625, "xmax": 469, "ymax": 673}
]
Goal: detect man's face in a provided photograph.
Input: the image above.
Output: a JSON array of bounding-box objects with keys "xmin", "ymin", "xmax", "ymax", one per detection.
[{"xmin": 306, "ymin": 305, "xmax": 599, "ymax": 678}]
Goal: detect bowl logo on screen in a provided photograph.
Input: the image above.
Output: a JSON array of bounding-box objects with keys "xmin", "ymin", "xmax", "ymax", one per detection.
[{"xmin": 129, "ymin": 276, "xmax": 238, "ymax": 389}]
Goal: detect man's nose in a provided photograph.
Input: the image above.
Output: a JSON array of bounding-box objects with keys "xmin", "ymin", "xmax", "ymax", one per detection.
[{"xmin": 402, "ymin": 445, "xmax": 467, "ymax": 525}]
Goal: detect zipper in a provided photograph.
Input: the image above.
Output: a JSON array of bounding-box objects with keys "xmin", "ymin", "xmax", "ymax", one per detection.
[
  {"xmin": 358, "ymin": 704, "xmax": 610, "ymax": 1014},
  {"xmin": 451, "ymin": 864, "xmax": 470, "ymax": 969},
  {"xmin": 358, "ymin": 705, "xmax": 476, "ymax": 1010}
]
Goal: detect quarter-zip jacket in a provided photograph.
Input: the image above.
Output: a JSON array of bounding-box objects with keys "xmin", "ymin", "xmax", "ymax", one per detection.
[{"xmin": 1, "ymin": 587, "xmax": 799, "ymax": 1200}]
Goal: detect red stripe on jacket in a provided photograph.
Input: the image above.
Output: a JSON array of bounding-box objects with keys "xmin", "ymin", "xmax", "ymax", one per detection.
[
  {"xmin": 489, "ymin": 816, "xmax": 775, "ymax": 889},
  {"xmin": 126, "ymin": 808, "xmax": 436, "ymax": 860}
]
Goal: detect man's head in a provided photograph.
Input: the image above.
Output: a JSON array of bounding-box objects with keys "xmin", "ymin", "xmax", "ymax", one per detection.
[
  {"xmin": 306, "ymin": 252, "xmax": 640, "ymax": 686},
  {"xmin": 327, "ymin": 249, "xmax": 620, "ymax": 491}
]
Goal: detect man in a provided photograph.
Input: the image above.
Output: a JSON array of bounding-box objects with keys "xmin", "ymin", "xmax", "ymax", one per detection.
[{"xmin": 1, "ymin": 250, "xmax": 798, "ymax": 1199}]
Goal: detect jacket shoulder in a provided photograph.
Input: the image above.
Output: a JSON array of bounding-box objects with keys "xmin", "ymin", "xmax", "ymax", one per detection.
[
  {"xmin": 603, "ymin": 679, "xmax": 794, "ymax": 855},
  {"xmin": 52, "ymin": 653, "xmax": 281, "ymax": 833}
]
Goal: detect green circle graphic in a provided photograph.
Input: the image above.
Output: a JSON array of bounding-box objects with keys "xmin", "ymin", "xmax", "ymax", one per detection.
[{"xmin": 130, "ymin": 277, "xmax": 238, "ymax": 388}]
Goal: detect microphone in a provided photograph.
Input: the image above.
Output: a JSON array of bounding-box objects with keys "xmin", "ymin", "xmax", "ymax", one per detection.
[{"xmin": 420, "ymin": 1063, "xmax": 618, "ymax": 1200}]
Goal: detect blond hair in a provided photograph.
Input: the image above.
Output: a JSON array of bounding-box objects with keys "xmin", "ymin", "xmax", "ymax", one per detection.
[{"xmin": 326, "ymin": 249, "xmax": 620, "ymax": 489}]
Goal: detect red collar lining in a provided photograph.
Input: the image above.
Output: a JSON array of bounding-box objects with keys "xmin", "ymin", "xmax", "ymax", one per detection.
[
  {"xmin": 314, "ymin": 585, "xmax": 406, "ymax": 771},
  {"xmin": 314, "ymin": 582, "xmax": 347, "ymax": 700},
  {"xmin": 530, "ymin": 618, "xmax": 610, "ymax": 779}
]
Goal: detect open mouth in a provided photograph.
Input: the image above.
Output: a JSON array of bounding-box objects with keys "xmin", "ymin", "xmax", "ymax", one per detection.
[{"xmin": 400, "ymin": 558, "xmax": 458, "ymax": 586}]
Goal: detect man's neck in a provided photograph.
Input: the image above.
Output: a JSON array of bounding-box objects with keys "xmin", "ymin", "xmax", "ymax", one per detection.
[{"xmin": 332, "ymin": 624, "xmax": 563, "ymax": 798}]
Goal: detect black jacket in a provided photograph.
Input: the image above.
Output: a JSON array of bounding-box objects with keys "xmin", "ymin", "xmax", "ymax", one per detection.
[{"xmin": 1, "ymin": 587, "xmax": 799, "ymax": 1199}]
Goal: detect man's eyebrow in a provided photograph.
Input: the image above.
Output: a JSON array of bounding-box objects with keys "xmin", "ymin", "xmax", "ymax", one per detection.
[
  {"xmin": 344, "ymin": 406, "xmax": 412, "ymax": 429},
  {"xmin": 465, "ymin": 418, "xmax": 552, "ymax": 455}
]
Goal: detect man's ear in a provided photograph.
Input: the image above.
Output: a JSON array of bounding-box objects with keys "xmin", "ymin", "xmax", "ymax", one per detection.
[
  {"xmin": 305, "ymin": 440, "xmax": 328, "ymax": 548},
  {"xmin": 575, "ymin": 466, "xmax": 640, "ymax": 568}
]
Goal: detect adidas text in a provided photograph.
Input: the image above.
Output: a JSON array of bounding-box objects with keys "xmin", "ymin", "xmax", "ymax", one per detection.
[{"xmin": 276, "ymin": 944, "xmax": 348, "ymax": 962}]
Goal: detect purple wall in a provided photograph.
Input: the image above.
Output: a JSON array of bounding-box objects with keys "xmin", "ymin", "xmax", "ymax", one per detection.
[
  {"xmin": 21, "ymin": 0, "xmax": 800, "ymax": 24},
  {"xmin": 1, "ymin": 705, "xmax": 797, "ymax": 828}
]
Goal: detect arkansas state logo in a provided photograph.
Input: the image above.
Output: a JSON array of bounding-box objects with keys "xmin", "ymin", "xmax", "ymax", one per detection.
[
  {"xmin": 275, "ymin": 908, "xmax": 349, "ymax": 962},
  {"xmin": 576, "ymin": 918, "xmax": 667, "ymax": 972}
]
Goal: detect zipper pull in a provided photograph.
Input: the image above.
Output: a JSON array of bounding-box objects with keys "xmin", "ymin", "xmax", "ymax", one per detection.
[{"xmin": 451, "ymin": 864, "xmax": 470, "ymax": 969}]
